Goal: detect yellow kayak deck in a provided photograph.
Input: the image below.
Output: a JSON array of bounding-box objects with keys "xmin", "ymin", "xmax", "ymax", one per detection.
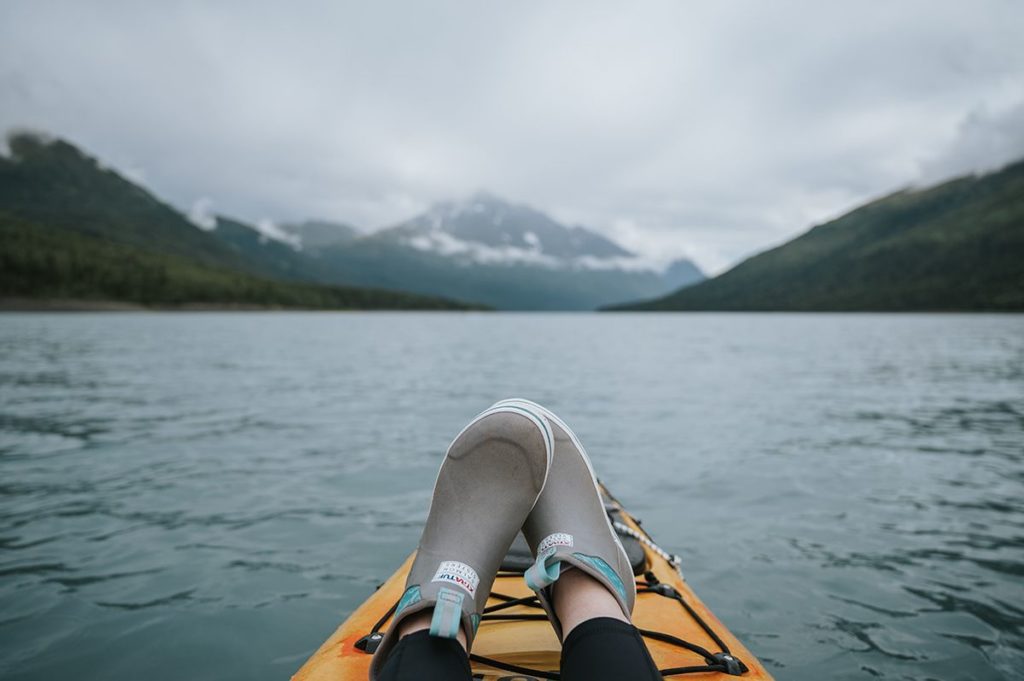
[{"xmin": 293, "ymin": 489, "xmax": 774, "ymax": 680}]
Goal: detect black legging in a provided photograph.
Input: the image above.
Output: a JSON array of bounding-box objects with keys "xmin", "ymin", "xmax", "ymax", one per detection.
[{"xmin": 377, "ymin": 616, "xmax": 661, "ymax": 681}]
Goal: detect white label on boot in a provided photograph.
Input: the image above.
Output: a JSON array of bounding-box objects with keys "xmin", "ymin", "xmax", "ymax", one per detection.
[
  {"xmin": 538, "ymin": 532, "xmax": 574, "ymax": 558},
  {"xmin": 432, "ymin": 560, "xmax": 480, "ymax": 597}
]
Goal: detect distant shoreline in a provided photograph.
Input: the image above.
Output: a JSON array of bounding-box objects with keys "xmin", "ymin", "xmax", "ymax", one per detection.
[
  {"xmin": 1, "ymin": 298, "xmax": 1019, "ymax": 313},
  {"xmin": 0, "ymin": 298, "xmax": 478, "ymax": 312}
]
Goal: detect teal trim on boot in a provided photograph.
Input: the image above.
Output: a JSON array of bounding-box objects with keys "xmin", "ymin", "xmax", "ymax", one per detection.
[
  {"xmin": 524, "ymin": 552, "xmax": 562, "ymax": 591},
  {"xmin": 429, "ymin": 587, "xmax": 465, "ymax": 639}
]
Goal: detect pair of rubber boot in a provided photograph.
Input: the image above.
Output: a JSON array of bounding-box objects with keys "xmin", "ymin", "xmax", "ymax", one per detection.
[{"xmin": 370, "ymin": 398, "xmax": 636, "ymax": 679}]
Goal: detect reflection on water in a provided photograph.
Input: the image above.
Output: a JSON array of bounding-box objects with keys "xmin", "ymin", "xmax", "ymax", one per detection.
[{"xmin": 1, "ymin": 313, "xmax": 1022, "ymax": 681}]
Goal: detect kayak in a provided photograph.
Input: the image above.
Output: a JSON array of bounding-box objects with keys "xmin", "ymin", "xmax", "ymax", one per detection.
[{"xmin": 292, "ymin": 485, "xmax": 774, "ymax": 680}]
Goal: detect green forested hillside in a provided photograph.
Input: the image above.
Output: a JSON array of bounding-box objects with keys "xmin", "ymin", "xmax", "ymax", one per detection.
[
  {"xmin": 0, "ymin": 133, "xmax": 248, "ymax": 268},
  {"xmin": 0, "ymin": 132, "xmax": 479, "ymax": 310},
  {"xmin": 0, "ymin": 217, "xmax": 476, "ymax": 310},
  {"xmin": 209, "ymin": 216, "xmax": 316, "ymax": 282},
  {"xmin": 612, "ymin": 160, "xmax": 1024, "ymax": 311}
]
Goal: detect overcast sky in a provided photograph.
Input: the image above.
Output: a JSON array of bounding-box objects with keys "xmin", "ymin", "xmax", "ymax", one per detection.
[{"xmin": 2, "ymin": 1, "xmax": 1022, "ymax": 273}]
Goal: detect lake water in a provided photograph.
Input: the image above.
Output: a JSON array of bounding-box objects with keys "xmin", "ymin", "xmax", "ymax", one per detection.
[{"xmin": 1, "ymin": 312, "xmax": 1022, "ymax": 681}]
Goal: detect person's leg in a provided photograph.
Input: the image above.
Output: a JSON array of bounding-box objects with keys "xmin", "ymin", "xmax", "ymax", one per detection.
[
  {"xmin": 552, "ymin": 567, "xmax": 628, "ymax": 635},
  {"xmin": 379, "ymin": 565, "xmax": 660, "ymax": 681},
  {"xmin": 554, "ymin": 570, "xmax": 661, "ymax": 681},
  {"xmin": 375, "ymin": 629, "xmax": 471, "ymax": 681}
]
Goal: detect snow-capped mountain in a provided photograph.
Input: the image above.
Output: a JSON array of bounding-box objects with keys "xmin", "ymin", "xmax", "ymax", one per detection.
[
  {"xmin": 296, "ymin": 192, "xmax": 707, "ymax": 309},
  {"xmin": 374, "ymin": 193, "xmax": 660, "ymax": 270},
  {"xmin": 203, "ymin": 193, "xmax": 705, "ymax": 310}
]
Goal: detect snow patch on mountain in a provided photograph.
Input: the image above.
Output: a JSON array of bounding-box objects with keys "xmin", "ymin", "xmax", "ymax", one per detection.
[
  {"xmin": 403, "ymin": 229, "xmax": 676, "ymax": 272},
  {"xmin": 407, "ymin": 230, "xmax": 561, "ymax": 267},
  {"xmin": 572, "ymin": 254, "xmax": 669, "ymax": 272}
]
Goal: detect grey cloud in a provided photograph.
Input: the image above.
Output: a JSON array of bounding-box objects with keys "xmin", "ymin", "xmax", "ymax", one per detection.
[
  {"xmin": 188, "ymin": 197, "xmax": 217, "ymax": 231},
  {"xmin": 1, "ymin": 0, "xmax": 1021, "ymax": 273},
  {"xmin": 919, "ymin": 98, "xmax": 1024, "ymax": 183}
]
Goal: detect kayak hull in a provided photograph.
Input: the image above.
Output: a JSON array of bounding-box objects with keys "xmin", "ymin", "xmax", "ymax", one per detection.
[{"xmin": 293, "ymin": 490, "xmax": 774, "ymax": 680}]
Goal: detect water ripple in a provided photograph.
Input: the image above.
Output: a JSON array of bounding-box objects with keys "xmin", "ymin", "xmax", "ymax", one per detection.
[{"xmin": 1, "ymin": 312, "xmax": 1022, "ymax": 681}]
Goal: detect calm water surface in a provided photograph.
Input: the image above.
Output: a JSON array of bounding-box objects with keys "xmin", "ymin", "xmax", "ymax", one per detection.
[{"xmin": 1, "ymin": 313, "xmax": 1022, "ymax": 680}]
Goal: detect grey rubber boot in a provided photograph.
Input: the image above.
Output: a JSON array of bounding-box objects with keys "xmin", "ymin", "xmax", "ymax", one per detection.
[
  {"xmin": 369, "ymin": 402, "xmax": 553, "ymax": 680},
  {"xmin": 494, "ymin": 398, "xmax": 635, "ymax": 641}
]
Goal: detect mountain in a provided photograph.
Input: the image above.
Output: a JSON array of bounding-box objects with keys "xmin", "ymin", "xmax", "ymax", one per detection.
[
  {"xmin": 377, "ymin": 191, "xmax": 633, "ymax": 261},
  {"xmin": 301, "ymin": 194, "xmax": 704, "ymax": 310},
  {"xmin": 209, "ymin": 215, "xmax": 313, "ymax": 281},
  {"xmin": 280, "ymin": 220, "xmax": 359, "ymax": 250},
  {"xmin": 0, "ymin": 132, "xmax": 241, "ymax": 268},
  {"xmin": 0, "ymin": 132, "xmax": 480, "ymax": 310},
  {"xmin": 662, "ymin": 258, "xmax": 707, "ymax": 292},
  {"xmin": 611, "ymin": 160, "xmax": 1024, "ymax": 311},
  {"xmin": 0, "ymin": 130, "xmax": 703, "ymax": 311}
]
